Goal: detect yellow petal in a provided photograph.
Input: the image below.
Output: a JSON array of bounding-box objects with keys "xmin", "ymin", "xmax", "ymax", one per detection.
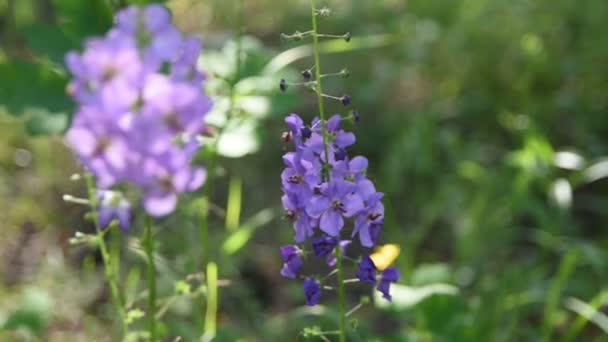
[{"xmin": 369, "ymin": 244, "xmax": 400, "ymax": 271}]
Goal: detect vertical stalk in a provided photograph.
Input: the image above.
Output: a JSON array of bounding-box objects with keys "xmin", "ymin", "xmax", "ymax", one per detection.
[
  {"xmin": 199, "ymin": 0, "xmax": 244, "ymax": 336},
  {"xmin": 203, "ymin": 262, "xmax": 218, "ymax": 341},
  {"xmin": 144, "ymin": 215, "xmax": 157, "ymax": 341},
  {"xmin": 309, "ymin": 1, "xmax": 345, "ymax": 340},
  {"xmin": 335, "ymin": 245, "xmax": 347, "ymax": 342},
  {"xmin": 84, "ymin": 173, "xmax": 127, "ymax": 337},
  {"xmin": 310, "ymin": 0, "xmax": 331, "ymax": 176}
]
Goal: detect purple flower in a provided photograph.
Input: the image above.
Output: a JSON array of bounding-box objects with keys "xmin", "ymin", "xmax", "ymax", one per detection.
[
  {"xmin": 140, "ymin": 155, "xmax": 207, "ymax": 217},
  {"xmin": 303, "ymin": 278, "xmax": 322, "ymax": 306},
  {"xmin": 356, "ymin": 255, "xmax": 377, "ymax": 284},
  {"xmin": 282, "ymin": 192, "xmax": 316, "ymax": 242},
  {"xmin": 281, "ymin": 150, "xmax": 319, "ymax": 194},
  {"xmin": 353, "ymin": 191, "xmax": 384, "ymax": 247},
  {"xmin": 306, "ymin": 179, "xmax": 364, "ymax": 236},
  {"xmin": 325, "ymin": 240, "xmax": 352, "ymax": 267},
  {"xmin": 312, "ymin": 236, "xmax": 338, "ymax": 257},
  {"xmin": 377, "ymin": 267, "xmax": 400, "ymax": 301},
  {"xmin": 332, "ymin": 155, "xmax": 368, "ymax": 181},
  {"xmin": 280, "ymin": 245, "xmax": 304, "ymax": 279},
  {"xmin": 65, "ymin": 4, "xmax": 212, "ymax": 218},
  {"xmin": 356, "ymin": 255, "xmax": 401, "ymax": 300},
  {"xmin": 66, "ymin": 107, "xmax": 129, "ymax": 188},
  {"xmin": 97, "ymin": 190, "xmax": 132, "ymax": 231}
]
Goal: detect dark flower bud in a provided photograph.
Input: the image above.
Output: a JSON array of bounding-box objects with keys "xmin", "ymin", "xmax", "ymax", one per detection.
[
  {"xmin": 281, "ymin": 131, "xmax": 293, "ymax": 142},
  {"xmin": 353, "ymin": 109, "xmax": 360, "ymax": 124},
  {"xmin": 344, "ymin": 32, "xmax": 352, "ymax": 42},
  {"xmin": 279, "ymin": 79, "xmax": 288, "ymax": 92},
  {"xmin": 341, "ymin": 95, "xmax": 351, "ymax": 106},
  {"xmin": 301, "ymin": 126, "xmax": 312, "ymax": 139},
  {"xmin": 335, "ymin": 148, "xmax": 347, "ymax": 161},
  {"xmin": 302, "ymin": 69, "xmax": 312, "ymax": 81}
]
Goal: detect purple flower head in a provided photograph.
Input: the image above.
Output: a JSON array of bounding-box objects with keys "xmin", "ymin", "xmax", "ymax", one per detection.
[
  {"xmin": 305, "ymin": 179, "xmax": 363, "ymax": 236},
  {"xmin": 281, "ymin": 150, "xmax": 319, "ymax": 193},
  {"xmin": 65, "ymin": 4, "xmax": 212, "ymax": 217},
  {"xmin": 282, "ymin": 192, "xmax": 316, "ymax": 242},
  {"xmin": 97, "ymin": 190, "xmax": 133, "ymax": 231},
  {"xmin": 66, "ymin": 107, "xmax": 129, "ymax": 188},
  {"xmin": 285, "ymin": 113, "xmax": 313, "ymax": 146},
  {"xmin": 325, "ymin": 240, "xmax": 352, "ymax": 267},
  {"xmin": 332, "ymin": 155, "xmax": 368, "ymax": 182},
  {"xmin": 353, "ymin": 191, "xmax": 385, "ymax": 248},
  {"xmin": 377, "ymin": 267, "xmax": 401, "ymax": 301},
  {"xmin": 312, "ymin": 236, "xmax": 338, "ymax": 257},
  {"xmin": 356, "ymin": 255, "xmax": 378, "ymax": 284},
  {"xmin": 140, "ymin": 155, "xmax": 206, "ymax": 217},
  {"xmin": 303, "ymin": 278, "xmax": 322, "ymax": 306},
  {"xmin": 280, "ymin": 245, "xmax": 304, "ymax": 279}
]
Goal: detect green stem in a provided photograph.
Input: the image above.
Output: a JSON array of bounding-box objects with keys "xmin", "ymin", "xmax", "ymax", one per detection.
[
  {"xmin": 199, "ymin": 0, "xmax": 244, "ymax": 335},
  {"xmin": 203, "ymin": 262, "xmax": 218, "ymax": 341},
  {"xmin": 144, "ymin": 215, "xmax": 157, "ymax": 342},
  {"xmin": 541, "ymin": 249, "xmax": 578, "ymax": 342},
  {"xmin": 335, "ymin": 246, "xmax": 347, "ymax": 342},
  {"xmin": 309, "ymin": 0, "xmax": 345, "ymax": 340},
  {"xmin": 310, "ymin": 0, "xmax": 330, "ymax": 178},
  {"xmin": 84, "ymin": 174, "xmax": 127, "ymax": 337}
]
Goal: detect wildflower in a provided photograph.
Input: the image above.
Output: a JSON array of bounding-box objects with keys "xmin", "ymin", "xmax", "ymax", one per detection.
[
  {"xmin": 377, "ymin": 267, "xmax": 400, "ymax": 301},
  {"xmin": 356, "ymin": 255, "xmax": 401, "ymax": 300},
  {"xmin": 306, "ymin": 179, "xmax": 363, "ymax": 236},
  {"xmin": 65, "ymin": 4, "xmax": 212, "ymax": 217},
  {"xmin": 303, "ymin": 278, "xmax": 322, "ymax": 306},
  {"xmin": 97, "ymin": 190, "xmax": 133, "ymax": 231},
  {"xmin": 280, "ymin": 245, "xmax": 304, "ymax": 279}
]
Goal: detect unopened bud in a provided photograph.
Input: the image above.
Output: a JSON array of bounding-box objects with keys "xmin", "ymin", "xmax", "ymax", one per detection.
[
  {"xmin": 341, "ymin": 95, "xmax": 351, "ymax": 106},
  {"xmin": 279, "ymin": 79, "xmax": 288, "ymax": 92}
]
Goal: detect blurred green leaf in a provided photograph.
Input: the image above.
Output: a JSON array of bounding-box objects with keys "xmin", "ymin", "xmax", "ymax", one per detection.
[
  {"xmin": 25, "ymin": 110, "xmax": 68, "ymax": 135},
  {"xmin": 411, "ymin": 263, "xmax": 452, "ymax": 286},
  {"xmin": 0, "ymin": 60, "xmax": 71, "ymax": 135},
  {"xmin": 374, "ymin": 283, "xmax": 459, "ymax": 310},
  {"xmin": 53, "ymin": 0, "xmax": 113, "ymax": 41},
  {"xmin": 222, "ymin": 208, "xmax": 275, "ymax": 255},
  {"xmin": 22, "ymin": 23, "xmax": 75, "ymax": 66}
]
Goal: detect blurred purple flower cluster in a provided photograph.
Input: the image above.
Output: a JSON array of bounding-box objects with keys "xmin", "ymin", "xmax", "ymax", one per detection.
[
  {"xmin": 279, "ymin": 113, "xmax": 398, "ymax": 305},
  {"xmin": 65, "ymin": 5, "xmax": 212, "ymax": 217}
]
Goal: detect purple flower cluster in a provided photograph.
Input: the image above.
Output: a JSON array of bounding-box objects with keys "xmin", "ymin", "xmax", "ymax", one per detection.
[
  {"xmin": 65, "ymin": 5, "xmax": 212, "ymax": 217},
  {"xmin": 279, "ymin": 113, "xmax": 398, "ymax": 305}
]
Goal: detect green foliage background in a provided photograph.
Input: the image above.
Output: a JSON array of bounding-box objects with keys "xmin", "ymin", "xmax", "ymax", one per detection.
[{"xmin": 1, "ymin": 0, "xmax": 608, "ymax": 341}]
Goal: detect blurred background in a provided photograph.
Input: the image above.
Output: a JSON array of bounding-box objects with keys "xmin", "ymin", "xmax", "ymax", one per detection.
[{"xmin": 1, "ymin": 0, "xmax": 608, "ymax": 341}]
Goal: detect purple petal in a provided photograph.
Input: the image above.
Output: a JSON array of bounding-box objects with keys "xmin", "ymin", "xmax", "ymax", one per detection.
[
  {"xmin": 303, "ymin": 278, "xmax": 322, "ymax": 306},
  {"xmin": 349, "ymin": 156, "xmax": 368, "ymax": 172},
  {"xmin": 306, "ymin": 196, "xmax": 330, "ymax": 218},
  {"xmin": 335, "ymin": 132, "xmax": 355, "ymax": 148},
  {"xmin": 381, "ymin": 267, "xmax": 401, "ymax": 282},
  {"xmin": 319, "ymin": 210, "xmax": 343, "ymax": 236},
  {"xmin": 342, "ymin": 193, "xmax": 364, "ymax": 217},
  {"xmin": 143, "ymin": 191, "xmax": 177, "ymax": 217}
]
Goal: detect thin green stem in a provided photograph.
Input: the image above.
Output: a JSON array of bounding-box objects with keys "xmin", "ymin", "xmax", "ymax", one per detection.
[
  {"xmin": 335, "ymin": 246, "xmax": 347, "ymax": 342},
  {"xmin": 310, "ymin": 0, "xmax": 330, "ymax": 179},
  {"xmin": 84, "ymin": 174, "xmax": 127, "ymax": 337},
  {"xmin": 310, "ymin": 0, "xmax": 346, "ymax": 340},
  {"xmin": 203, "ymin": 262, "xmax": 218, "ymax": 341},
  {"xmin": 144, "ymin": 215, "xmax": 157, "ymax": 342}
]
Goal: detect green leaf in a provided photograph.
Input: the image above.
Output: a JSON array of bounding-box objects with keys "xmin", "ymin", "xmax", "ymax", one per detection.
[
  {"xmin": 374, "ymin": 283, "xmax": 459, "ymax": 310},
  {"xmin": 0, "ymin": 60, "xmax": 71, "ymax": 114},
  {"xmin": 411, "ymin": 263, "xmax": 452, "ymax": 286},
  {"xmin": 53, "ymin": 0, "xmax": 113, "ymax": 41},
  {"xmin": 22, "ymin": 23, "xmax": 75, "ymax": 66},
  {"xmin": 25, "ymin": 110, "xmax": 68, "ymax": 135}
]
